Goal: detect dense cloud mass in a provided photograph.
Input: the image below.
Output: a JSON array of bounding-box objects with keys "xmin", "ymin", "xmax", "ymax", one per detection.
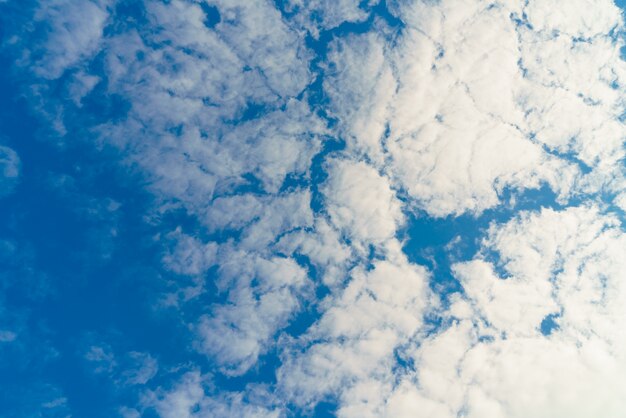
[{"xmin": 0, "ymin": 0, "xmax": 625, "ymax": 417}]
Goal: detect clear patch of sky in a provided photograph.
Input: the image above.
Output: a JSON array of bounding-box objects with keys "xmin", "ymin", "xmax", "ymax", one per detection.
[{"xmin": 540, "ymin": 312, "xmax": 561, "ymax": 336}]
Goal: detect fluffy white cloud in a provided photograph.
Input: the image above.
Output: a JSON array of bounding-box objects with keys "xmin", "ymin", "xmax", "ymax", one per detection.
[
  {"xmin": 206, "ymin": 0, "xmax": 313, "ymax": 97},
  {"xmin": 324, "ymin": 0, "xmax": 625, "ymax": 216},
  {"xmin": 162, "ymin": 229, "xmax": 219, "ymax": 277},
  {"xmin": 381, "ymin": 205, "xmax": 626, "ymax": 418},
  {"xmin": 81, "ymin": 0, "xmax": 327, "ymax": 376},
  {"xmin": 324, "ymin": 32, "xmax": 396, "ymax": 165},
  {"xmin": 209, "ymin": 190, "xmax": 314, "ymax": 250},
  {"xmin": 278, "ymin": 251, "xmax": 433, "ymax": 415},
  {"xmin": 614, "ymin": 191, "xmax": 626, "ymax": 212},
  {"xmin": 322, "ymin": 159, "xmax": 404, "ymax": 247},
  {"xmin": 473, "ymin": 205, "xmax": 626, "ymax": 343},
  {"xmin": 276, "ymin": 217, "xmax": 353, "ymax": 287},
  {"xmin": 196, "ymin": 251, "xmax": 311, "ymax": 375},
  {"xmin": 274, "ymin": 204, "xmax": 626, "ymax": 417}
]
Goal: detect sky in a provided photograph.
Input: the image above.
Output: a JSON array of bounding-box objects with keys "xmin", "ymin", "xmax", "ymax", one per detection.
[{"xmin": 0, "ymin": 0, "xmax": 625, "ymax": 417}]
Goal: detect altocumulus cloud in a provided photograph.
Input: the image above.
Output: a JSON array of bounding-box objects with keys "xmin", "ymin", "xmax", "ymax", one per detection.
[{"xmin": 0, "ymin": 0, "xmax": 625, "ymax": 417}]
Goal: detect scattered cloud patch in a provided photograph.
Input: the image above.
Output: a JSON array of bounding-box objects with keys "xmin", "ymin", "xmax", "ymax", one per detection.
[{"xmin": 0, "ymin": 145, "xmax": 20, "ymax": 198}]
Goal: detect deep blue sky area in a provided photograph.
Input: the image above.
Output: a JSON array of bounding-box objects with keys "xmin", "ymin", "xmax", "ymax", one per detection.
[
  {"xmin": 1, "ymin": 1, "xmax": 625, "ymax": 417},
  {"xmin": 0, "ymin": 51, "xmax": 181, "ymax": 416}
]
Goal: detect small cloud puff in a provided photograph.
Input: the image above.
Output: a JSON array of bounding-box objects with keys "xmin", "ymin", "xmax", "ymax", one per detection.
[{"xmin": 0, "ymin": 145, "xmax": 20, "ymax": 198}]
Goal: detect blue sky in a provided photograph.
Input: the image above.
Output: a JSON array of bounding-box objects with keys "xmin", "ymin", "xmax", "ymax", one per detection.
[{"xmin": 1, "ymin": 1, "xmax": 626, "ymax": 417}]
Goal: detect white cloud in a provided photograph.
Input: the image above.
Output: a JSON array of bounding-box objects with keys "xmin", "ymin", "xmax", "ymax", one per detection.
[
  {"xmin": 453, "ymin": 260, "xmax": 558, "ymax": 336},
  {"xmin": 84, "ymin": 343, "xmax": 159, "ymax": 387},
  {"xmin": 206, "ymin": 0, "xmax": 313, "ymax": 98},
  {"xmin": 144, "ymin": 371, "xmax": 279, "ymax": 418},
  {"xmin": 71, "ymin": 0, "xmax": 327, "ymax": 375},
  {"xmin": 67, "ymin": 71, "xmax": 100, "ymax": 106},
  {"xmin": 381, "ymin": 204, "xmax": 626, "ymax": 418},
  {"xmin": 278, "ymin": 253, "xmax": 433, "ymax": 413},
  {"xmin": 274, "ymin": 203, "xmax": 626, "ymax": 417},
  {"xmin": 477, "ymin": 205, "xmax": 626, "ymax": 343},
  {"xmin": 119, "ymin": 406, "xmax": 141, "ymax": 418},
  {"xmin": 214, "ymin": 190, "xmax": 314, "ymax": 250},
  {"xmin": 322, "ymin": 159, "xmax": 404, "ymax": 247},
  {"xmin": 524, "ymin": 0, "xmax": 621, "ymax": 38},
  {"xmin": 0, "ymin": 145, "xmax": 20, "ymax": 198},
  {"xmin": 196, "ymin": 251, "xmax": 311, "ymax": 375},
  {"xmin": 283, "ymin": 0, "xmax": 371, "ymax": 37},
  {"xmin": 275, "ymin": 217, "xmax": 353, "ymax": 287},
  {"xmin": 32, "ymin": 0, "xmax": 112, "ymax": 79},
  {"xmin": 614, "ymin": 191, "xmax": 626, "ymax": 212},
  {"xmin": 122, "ymin": 352, "xmax": 159, "ymax": 385},
  {"xmin": 41, "ymin": 397, "xmax": 67, "ymax": 409},
  {"xmin": 162, "ymin": 229, "xmax": 219, "ymax": 277},
  {"xmin": 323, "ymin": 32, "xmax": 396, "ymax": 165},
  {"xmin": 324, "ymin": 0, "xmax": 625, "ymax": 216}
]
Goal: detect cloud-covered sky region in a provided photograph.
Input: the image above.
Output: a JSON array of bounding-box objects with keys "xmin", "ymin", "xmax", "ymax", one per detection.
[{"xmin": 1, "ymin": 0, "xmax": 626, "ymax": 416}]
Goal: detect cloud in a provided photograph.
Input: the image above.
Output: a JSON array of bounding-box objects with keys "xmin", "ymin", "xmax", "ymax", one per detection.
[
  {"xmin": 283, "ymin": 0, "xmax": 372, "ymax": 37},
  {"xmin": 84, "ymin": 0, "xmax": 330, "ymax": 381},
  {"xmin": 324, "ymin": 0, "xmax": 625, "ymax": 216},
  {"xmin": 323, "ymin": 32, "xmax": 396, "ymax": 165},
  {"xmin": 84, "ymin": 344, "xmax": 117, "ymax": 374},
  {"xmin": 278, "ymin": 252, "xmax": 434, "ymax": 413},
  {"xmin": 275, "ymin": 204, "xmax": 626, "ymax": 417},
  {"xmin": 381, "ymin": 204, "xmax": 626, "ymax": 418},
  {"xmin": 143, "ymin": 371, "xmax": 279, "ymax": 418},
  {"xmin": 86, "ymin": 0, "xmax": 327, "ymax": 222},
  {"xmin": 84, "ymin": 342, "xmax": 158, "ymax": 386},
  {"xmin": 122, "ymin": 352, "xmax": 159, "ymax": 385},
  {"xmin": 275, "ymin": 217, "xmax": 352, "ymax": 287},
  {"xmin": 196, "ymin": 251, "xmax": 310, "ymax": 375},
  {"xmin": 0, "ymin": 145, "xmax": 20, "ymax": 198},
  {"xmin": 0, "ymin": 329, "xmax": 17, "ymax": 342},
  {"xmin": 322, "ymin": 158, "xmax": 404, "ymax": 247},
  {"xmin": 31, "ymin": 0, "xmax": 113, "ymax": 79},
  {"xmin": 206, "ymin": 190, "xmax": 315, "ymax": 250}
]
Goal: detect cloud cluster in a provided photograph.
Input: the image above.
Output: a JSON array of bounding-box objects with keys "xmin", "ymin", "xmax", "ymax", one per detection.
[
  {"xmin": 72, "ymin": 0, "xmax": 326, "ymax": 375},
  {"xmin": 273, "ymin": 205, "xmax": 626, "ymax": 417},
  {"xmin": 325, "ymin": 0, "xmax": 626, "ymax": 216},
  {"xmin": 7, "ymin": 0, "xmax": 626, "ymax": 416},
  {"xmin": 388, "ymin": 205, "xmax": 626, "ymax": 418},
  {"xmin": 278, "ymin": 254, "xmax": 432, "ymax": 416}
]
